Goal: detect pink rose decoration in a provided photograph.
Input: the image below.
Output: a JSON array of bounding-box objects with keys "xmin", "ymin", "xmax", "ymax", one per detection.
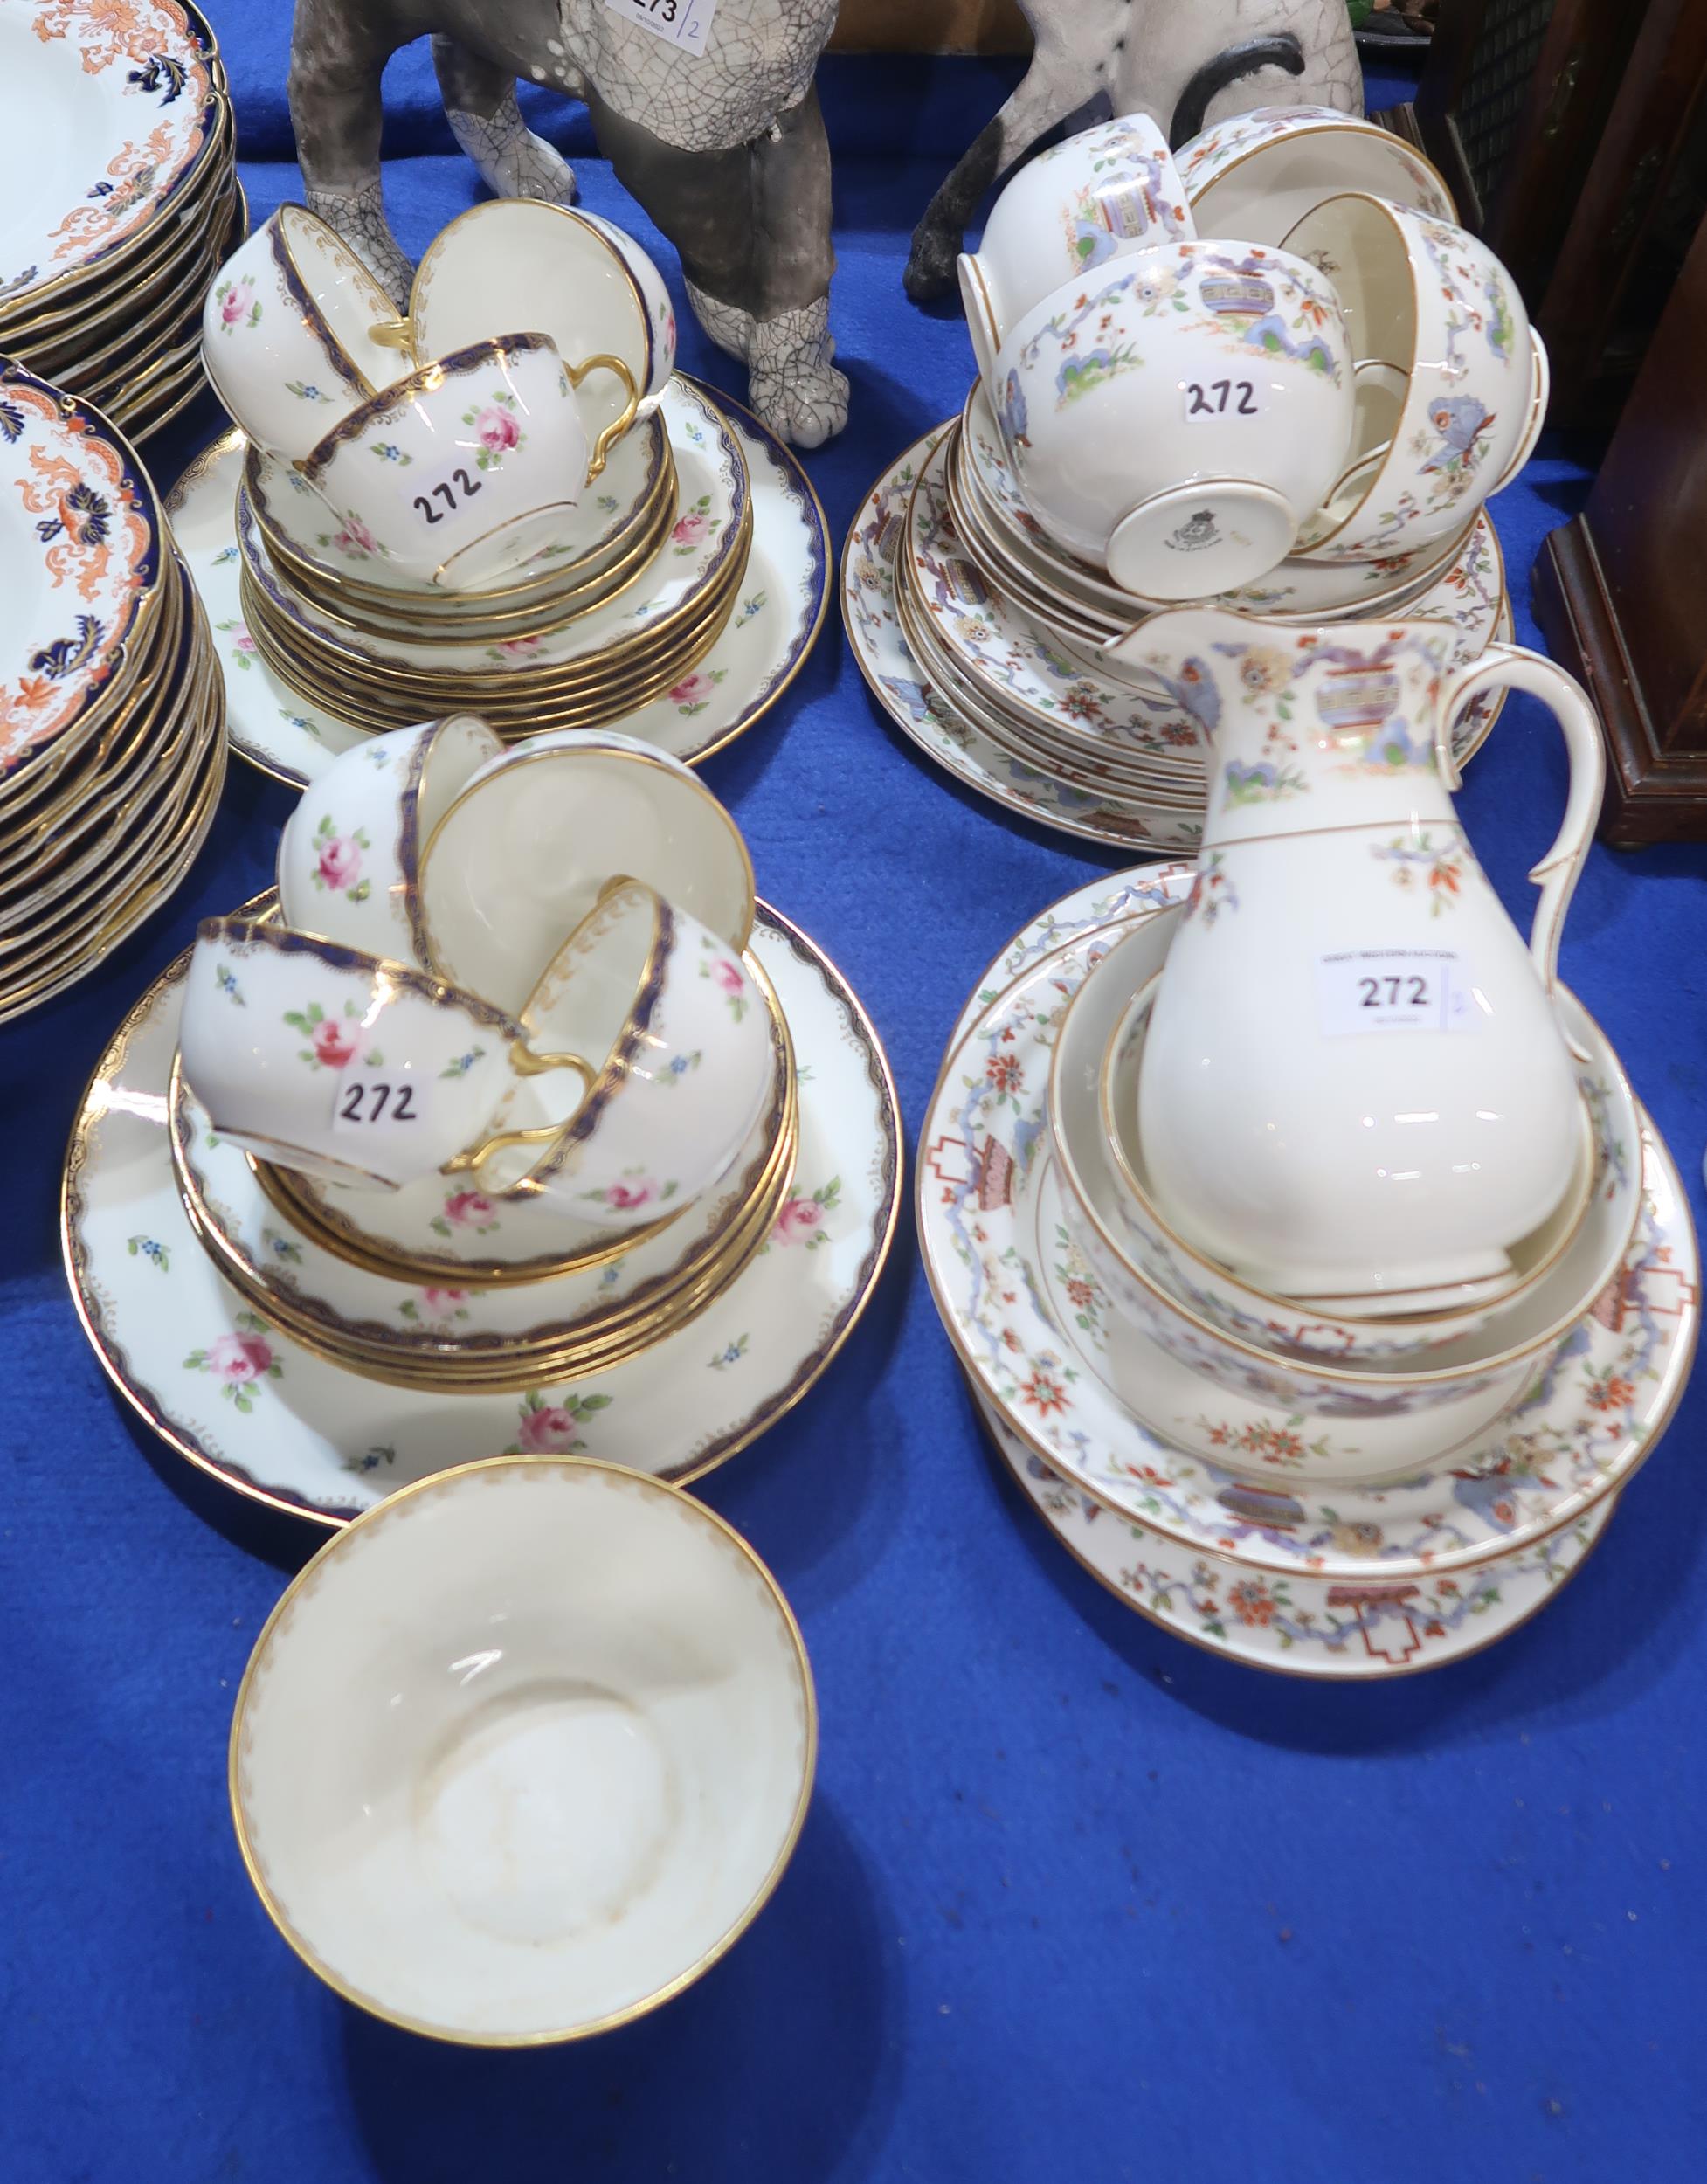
[
  {"xmin": 421, "ymin": 1288, "xmax": 468, "ymax": 1316},
  {"xmin": 516, "ymin": 1403, "xmax": 582, "ymax": 1453},
  {"xmin": 313, "ymin": 1019, "xmax": 358, "ymax": 1070},
  {"xmin": 232, "ymin": 626, "xmax": 256, "ymax": 656},
  {"xmin": 316, "ymin": 835, "xmax": 362, "ymax": 890},
  {"xmin": 497, "ymin": 636, "xmax": 542, "ymax": 660},
  {"xmin": 477, "ymin": 407, "xmax": 521, "ymax": 452},
  {"xmin": 605, "ymin": 1179, "xmax": 653, "ymax": 1210},
  {"xmin": 206, "ymin": 1331, "xmax": 273, "ymax": 1383},
  {"xmin": 335, "ymin": 517, "xmax": 377, "ymax": 556},
  {"xmin": 219, "ymin": 281, "xmax": 251, "ymax": 326},
  {"xmin": 712, "ymin": 958, "xmax": 744, "ymax": 996},
  {"xmin": 772, "ymin": 1198, "xmax": 823, "ymax": 1247},
  {"xmin": 671, "ymin": 511, "xmax": 709, "ymax": 548},
  {"xmin": 671, "ymin": 672, "xmax": 715, "ymax": 706},
  {"xmin": 443, "ymin": 1189, "xmax": 494, "ymax": 1227}
]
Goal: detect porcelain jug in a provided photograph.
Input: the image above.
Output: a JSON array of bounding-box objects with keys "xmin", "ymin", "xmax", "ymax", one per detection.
[{"xmin": 1109, "ymin": 609, "xmax": 1604, "ymax": 1304}]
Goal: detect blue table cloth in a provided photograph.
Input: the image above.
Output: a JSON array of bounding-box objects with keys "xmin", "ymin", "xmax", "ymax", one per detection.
[{"xmin": 5, "ymin": 24, "xmax": 1706, "ymax": 2182}]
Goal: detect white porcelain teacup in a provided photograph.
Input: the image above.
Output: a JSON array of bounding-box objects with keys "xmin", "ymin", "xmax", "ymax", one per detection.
[
  {"xmin": 418, "ymin": 729, "xmax": 756, "ymax": 1014},
  {"xmin": 202, "ymin": 206, "xmax": 409, "ymax": 462},
  {"xmin": 958, "ymin": 113, "xmax": 1194, "ymax": 386},
  {"xmin": 993, "ymin": 240, "xmax": 1355, "ymax": 598},
  {"xmin": 179, "ymin": 916, "xmax": 588, "ymax": 1192},
  {"xmin": 1175, "ymin": 103, "xmax": 1456, "ymax": 245},
  {"xmin": 1282, "ymin": 194, "xmax": 1545, "ymax": 563},
  {"xmin": 446, "ymin": 879, "xmax": 774, "ymax": 1230},
  {"xmin": 408, "ymin": 200, "xmax": 673, "ymax": 428},
  {"xmin": 297, "ymin": 335, "xmax": 639, "ymax": 591},
  {"xmin": 275, "ymin": 714, "xmax": 502, "ymax": 964}
]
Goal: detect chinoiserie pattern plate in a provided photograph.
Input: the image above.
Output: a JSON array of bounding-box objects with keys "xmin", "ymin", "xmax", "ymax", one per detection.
[
  {"xmin": 0, "ymin": 0, "xmax": 216, "ymax": 312},
  {"xmin": 969, "ymin": 1375, "xmax": 1615, "ymax": 1677},
  {"xmin": 918, "ymin": 892, "xmax": 1698, "ymax": 1595},
  {"xmin": 169, "ymin": 380, "xmax": 828, "ymax": 791},
  {"xmin": 64, "ymin": 898, "xmax": 899, "ymax": 1525},
  {"xmin": 844, "ymin": 428, "xmax": 1200, "ymax": 849}
]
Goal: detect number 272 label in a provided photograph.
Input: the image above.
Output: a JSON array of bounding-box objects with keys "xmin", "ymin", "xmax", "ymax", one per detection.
[{"xmin": 1315, "ymin": 948, "xmax": 1482, "ymax": 1036}]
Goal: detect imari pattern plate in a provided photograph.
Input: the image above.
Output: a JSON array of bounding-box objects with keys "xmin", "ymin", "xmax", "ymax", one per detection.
[
  {"xmin": 0, "ymin": 363, "xmax": 161, "ymax": 780},
  {"xmin": 0, "ymin": 0, "xmax": 215, "ymax": 313}
]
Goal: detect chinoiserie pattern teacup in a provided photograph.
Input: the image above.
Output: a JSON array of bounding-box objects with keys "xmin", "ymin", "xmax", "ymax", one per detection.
[
  {"xmin": 1282, "ymin": 192, "xmax": 1545, "ymax": 564},
  {"xmin": 1175, "ymin": 103, "xmax": 1456, "ymax": 247},
  {"xmin": 408, "ymin": 198, "xmax": 672, "ymax": 429},
  {"xmin": 447, "ymin": 879, "xmax": 775, "ymax": 1230},
  {"xmin": 276, "ymin": 714, "xmax": 503, "ymax": 964},
  {"xmin": 178, "ymin": 916, "xmax": 589, "ymax": 1192},
  {"xmin": 201, "ymin": 206, "xmax": 409, "ymax": 463},
  {"xmin": 296, "ymin": 334, "xmax": 639, "ymax": 592},
  {"xmin": 958, "ymin": 112, "xmax": 1195, "ymax": 387},
  {"xmin": 992, "ymin": 239, "xmax": 1355, "ymax": 599}
]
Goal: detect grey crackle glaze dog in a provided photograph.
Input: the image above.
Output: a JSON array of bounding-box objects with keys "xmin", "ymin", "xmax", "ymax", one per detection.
[
  {"xmin": 289, "ymin": 0, "xmax": 848, "ymax": 444},
  {"xmin": 288, "ymin": 0, "xmax": 1356, "ymax": 448}
]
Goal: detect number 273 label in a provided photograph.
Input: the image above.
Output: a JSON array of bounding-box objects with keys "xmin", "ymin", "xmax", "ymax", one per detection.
[
  {"xmin": 1315, "ymin": 948, "xmax": 1482, "ymax": 1036},
  {"xmin": 604, "ymin": 0, "xmax": 715, "ymax": 54}
]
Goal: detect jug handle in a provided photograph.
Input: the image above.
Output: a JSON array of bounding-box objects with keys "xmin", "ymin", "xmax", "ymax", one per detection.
[{"xmin": 1434, "ymin": 639, "xmax": 1604, "ymax": 1061}]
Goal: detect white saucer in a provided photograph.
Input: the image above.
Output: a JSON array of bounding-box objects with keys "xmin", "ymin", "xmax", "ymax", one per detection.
[
  {"xmin": 168, "ymin": 379, "xmax": 827, "ymax": 792},
  {"xmin": 64, "ymin": 899, "xmax": 898, "ymax": 1526}
]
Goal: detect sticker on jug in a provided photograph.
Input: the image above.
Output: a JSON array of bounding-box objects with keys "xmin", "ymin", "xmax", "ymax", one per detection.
[
  {"xmin": 1182, "ymin": 377, "xmax": 1265, "ymax": 423},
  {"xmin": 1315, "ymin": 947, "xmax": 1482, "ymax": 1036},
  {"xmin": 331, "ymin": 1063, "xmax": 433, "ymax": 1139},
  {"xmin": 604, "ymin": 0, "xmax": 717, "ymax": 55}
]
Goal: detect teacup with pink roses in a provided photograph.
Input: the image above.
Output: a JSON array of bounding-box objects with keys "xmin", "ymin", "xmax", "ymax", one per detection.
[
  {"xmin": 298, "ymin": 333, "xmax": 639, "ymax": 593},
  {"xmin": 276, "ymin": 713, "xmax": 501, "ymax": 964},
  {"xmin": 444, "ymin": 879, "xmax": 775, "ymax": 1233},
  {"xmin": 178, "ymin": 914, "xmax": 593, "ymax": 1194}
]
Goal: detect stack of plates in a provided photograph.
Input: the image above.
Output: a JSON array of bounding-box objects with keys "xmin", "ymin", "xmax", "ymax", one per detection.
[
  {"xmin": 229, "ymin": 378, "xmax": 755, "ymax": 737},
  {"xmin": 0, "ymin": 363, "xmax": 225, "ymax": 1020},
  {"xmin": 0, "ymin": 0, "xmax": 241, "ymax": 444},
  {"xmin": 845, "ymin": 411, "xmax": 1512, "ymax": 850}
]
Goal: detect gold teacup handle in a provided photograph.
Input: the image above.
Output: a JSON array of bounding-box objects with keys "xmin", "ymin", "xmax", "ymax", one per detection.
[
  {"xmin": 439, "ymin": 1047, "xmax": 597, "ymax": 1176},
  {"xmin": 368, "ymin": 315, "xmax": 416, "ymax": 356},
  {"xmin": 566, "ymin": 353, "xmax": 640, "ymax": 480}
]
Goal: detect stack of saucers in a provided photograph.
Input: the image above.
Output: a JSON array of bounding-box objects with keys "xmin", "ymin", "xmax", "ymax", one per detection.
[
  {"xmin": 847, "ymin": 105, "xmax": 1536, "ymax": 847},
  {"xmin": 0, "ymin": 362, "xmax": 225, "ymax": 1022},
  {"xmin": 0, "ymin": 0, "xmax": 242, "ymax": 443},
  {"xmin": 195, "ymin": 200, "xmax": 757, "ymax": 740},
  {"xmin": 919, "ymin": 869, "xmax": 1698, "ymax": 1679}
]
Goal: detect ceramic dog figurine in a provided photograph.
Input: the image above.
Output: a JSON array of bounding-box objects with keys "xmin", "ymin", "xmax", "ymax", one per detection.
[
  {"xmin": 902, "ymin": 0, "xmax": 1360, "ymax": 301},
  {"xmin": 288, "ymin": 0, "xmax": 847, "ymax": 446}
]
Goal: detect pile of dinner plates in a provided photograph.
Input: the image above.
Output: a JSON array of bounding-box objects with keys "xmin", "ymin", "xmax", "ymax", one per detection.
[
  {"xmin": 0, "ymin": 0, "xmax": 241, "ymax": 443},
  {"xmin": 0, "ymin": 362, "xmax": 225, "ymax": 1019}
]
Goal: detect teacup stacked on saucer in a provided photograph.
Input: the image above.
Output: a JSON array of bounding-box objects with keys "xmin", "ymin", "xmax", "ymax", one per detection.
[
  {"xmin": 200, "ymin": 203, "xmax": 754, "ymax": 737},
  {"xmin": 0, "ymin": 0, "xmax": 242, "ymax": 443},
  {"xmin": 848, "ymin": 106, "xmax": 1544, "ymax": 844},
  {"xmin": 0, "ymin": 361, "xmax": 225, "ymax": 1021},
  {"xmin": 170, "ymin": 724, "xmax": 799, "ymax": 1393}
]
